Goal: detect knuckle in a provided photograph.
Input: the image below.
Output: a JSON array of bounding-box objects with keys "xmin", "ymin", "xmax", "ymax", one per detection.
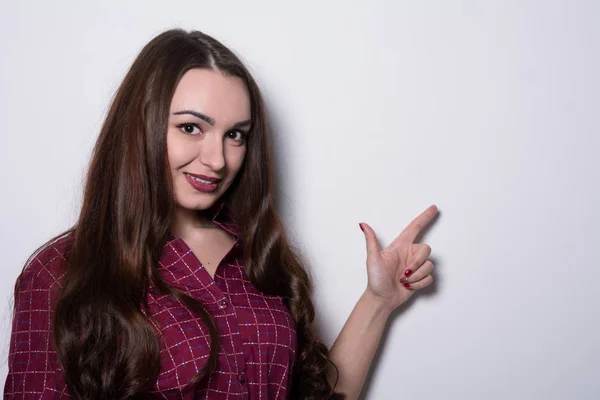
[{"xmin": 416, "ymin": 275, "xmax": 433, "ymax": 288}]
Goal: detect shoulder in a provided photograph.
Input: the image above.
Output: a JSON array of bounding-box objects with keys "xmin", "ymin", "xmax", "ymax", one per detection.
[{"xmin": 17, "ymin": 231, "xmax": 73, "ymax": 295}]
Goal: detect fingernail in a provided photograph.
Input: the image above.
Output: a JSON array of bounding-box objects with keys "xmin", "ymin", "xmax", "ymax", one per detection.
[
  {"xmin": 403, "ymin": 282, "xmax": 411, "ymax": 289},
  {"xmin": 359, "ymin": 223, "xmax": 364, "ymax": 232},
  {"xmin": 404, "ymin": 269, "xmax": 413, "ymax": 277}
]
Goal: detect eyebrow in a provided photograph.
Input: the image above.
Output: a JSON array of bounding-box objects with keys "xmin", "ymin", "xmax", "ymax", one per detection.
[{"xmin": 173, "ymin": 110, "xmax": 252, "ymax": 130}]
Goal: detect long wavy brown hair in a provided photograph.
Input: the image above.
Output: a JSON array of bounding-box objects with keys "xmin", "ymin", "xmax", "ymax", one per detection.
[{"xmin": 13, "ymin": 29, "xmax": 343, "ymax": 399}]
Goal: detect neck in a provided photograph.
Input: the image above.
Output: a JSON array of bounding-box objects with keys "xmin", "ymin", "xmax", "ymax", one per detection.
[{"xmin": 170, "ymin": 206, "xmax": 218, "ymax": 240}]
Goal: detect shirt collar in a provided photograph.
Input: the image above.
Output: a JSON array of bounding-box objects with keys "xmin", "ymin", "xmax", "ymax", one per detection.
[
  {"xmin": 210, "ymin": 200, "xmax": 239, "ymax": 240},
  {"xmin": 167, "ymin": 200, "xmax": 240, "ymax": 242}
]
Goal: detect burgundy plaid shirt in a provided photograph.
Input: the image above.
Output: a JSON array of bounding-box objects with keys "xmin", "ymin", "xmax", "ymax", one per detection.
[{"xmin": 4, "ymin": 205, "xmax": 298, "ymax": 399}]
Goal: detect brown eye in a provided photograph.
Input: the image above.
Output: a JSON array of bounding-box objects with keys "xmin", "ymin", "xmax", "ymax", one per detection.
[
  {"xmin": 227, "ymin": 130, "xmax": 247, "ymax": 142},
  {"xmin": 178, "ymin": 123, "xmax": 201, "ymax": 135}
]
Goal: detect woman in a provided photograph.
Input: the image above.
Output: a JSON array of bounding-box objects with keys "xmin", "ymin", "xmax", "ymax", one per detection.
[{"xmin": 4, "ymin": 29, "xmax": 438, "ymax": 399}]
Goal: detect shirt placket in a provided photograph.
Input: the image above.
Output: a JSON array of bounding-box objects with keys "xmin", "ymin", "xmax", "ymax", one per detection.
[{"xmin": 176, "ymin": 239, "xmax": 250, "ymax": 398}]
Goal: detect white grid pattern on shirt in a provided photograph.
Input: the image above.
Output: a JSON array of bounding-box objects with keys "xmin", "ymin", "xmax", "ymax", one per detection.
[
  {"xmin": 5, "ymin": 235, "xmax": 70, "ymax": 398},
  {"xmin": 5, "ymin": 232, "xmax": 296, "ymax": 399}
]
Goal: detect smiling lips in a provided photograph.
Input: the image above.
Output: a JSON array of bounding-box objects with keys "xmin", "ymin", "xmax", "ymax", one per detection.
[{"xmin": 184, "ymin": 172, "xmax": 221, "ymax": 193}]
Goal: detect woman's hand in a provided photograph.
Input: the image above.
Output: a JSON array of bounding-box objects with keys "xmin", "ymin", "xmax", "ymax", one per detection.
[{"xmin": 359, "ymin": 205, "xmax": 438, "ymax": 311}]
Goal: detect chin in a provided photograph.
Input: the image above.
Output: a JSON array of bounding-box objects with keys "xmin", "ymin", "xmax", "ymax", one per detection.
[
  {"xmin": 187, "ymin": 201, "xmax": 218, "ymax": 211},
  {"xmin": 175, "ymin": 194, "xmax": 220, "ymax": 211}
]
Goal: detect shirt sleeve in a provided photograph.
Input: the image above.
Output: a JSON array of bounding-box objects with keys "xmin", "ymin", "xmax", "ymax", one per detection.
[{"xmin": 4, "ymin": 245, "xmax": 70, "ymax": 399}]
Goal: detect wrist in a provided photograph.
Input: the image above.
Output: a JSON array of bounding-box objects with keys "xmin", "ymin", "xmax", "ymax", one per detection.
[{"xmin": 360, "ymin": 289, "xmax": 394, "ymax": 320}]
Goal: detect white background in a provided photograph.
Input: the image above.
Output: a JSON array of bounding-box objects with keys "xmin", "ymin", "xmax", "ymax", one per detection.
[{"xmin": 1, "ymin": 1, "xmax": 599, "ymax": 399}]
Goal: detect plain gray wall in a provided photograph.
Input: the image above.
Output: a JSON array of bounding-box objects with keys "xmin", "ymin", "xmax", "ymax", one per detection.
[{"xmin": 1, "ymin": 1, "xmax": 599, "ymax": 399}]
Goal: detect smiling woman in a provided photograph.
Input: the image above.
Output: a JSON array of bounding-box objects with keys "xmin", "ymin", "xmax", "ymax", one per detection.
[
  {"xmin": 167, "ymin": 69, "xmax": 250, "ymax": 224},
  {"xmin": 4, "ymin": 29, "xmax": 438, "ymax": 400}
]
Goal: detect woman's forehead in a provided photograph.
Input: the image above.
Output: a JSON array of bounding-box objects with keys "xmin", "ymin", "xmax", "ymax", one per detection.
[{"xmin": 170, "ymin": 68, "xmax": 251, "ymax": 124}]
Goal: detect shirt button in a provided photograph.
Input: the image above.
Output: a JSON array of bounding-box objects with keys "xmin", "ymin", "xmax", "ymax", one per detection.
[
  {"xmin": 238, "ymin": 372, "xmax": 246, "ymax": 384},
  {"xmin": 218, "ymin": 300, "xmax": 228, "ymax": 309}
]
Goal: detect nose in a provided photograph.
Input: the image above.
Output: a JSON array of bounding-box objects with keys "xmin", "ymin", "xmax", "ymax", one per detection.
[{"xmin": 198, "ymin": 132, "xmax": 226, "ymax": 172}]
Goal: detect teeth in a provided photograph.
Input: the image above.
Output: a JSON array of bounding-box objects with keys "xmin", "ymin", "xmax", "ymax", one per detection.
[{"xmin": 187, "ymin": 174, "xmax": 214, "ymax": 185}]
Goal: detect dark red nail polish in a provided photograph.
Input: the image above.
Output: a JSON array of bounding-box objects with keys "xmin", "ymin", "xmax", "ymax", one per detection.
[
  {"xmin": 404, "ymin": 269, "xmax": 413, "ymax": 277},
  {"xmin": 359, "ymin": 223, "xmax": 364, "ymax": 232},
  {"xmin": 403, "ymin": 282, "xmax": 411, "ymax": 289}
]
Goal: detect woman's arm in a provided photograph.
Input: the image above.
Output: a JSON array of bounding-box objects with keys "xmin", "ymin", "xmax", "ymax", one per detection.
[
  {"xmin": 4, "ymin": 243, "xmax": 70, "ymax": 399},
  {"xmin": 328, "ymin": 290, "xmax": 392, "ymax": 398},
  {"xmin": 328, "ymin": 205, "xmax": 438, "ymax": 399}
]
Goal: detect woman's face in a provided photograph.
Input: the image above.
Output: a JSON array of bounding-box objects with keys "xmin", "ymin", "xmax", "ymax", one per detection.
[{"xmin": 167, "ymin": 68, "xmax": 251, "ymax": 214}]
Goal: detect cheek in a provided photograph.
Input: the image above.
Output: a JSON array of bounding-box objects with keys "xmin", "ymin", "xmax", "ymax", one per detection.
[
  {"xmin": 166, "ymin": 133, "xmax": 190, "ymax": 170},
  {"xmin": 229, "ymin": 148, "xmax": 247, "ymax": 175}
]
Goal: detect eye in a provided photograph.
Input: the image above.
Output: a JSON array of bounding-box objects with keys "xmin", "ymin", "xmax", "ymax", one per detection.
[
  {"xmin": 177, "ymin": 123, "xmax": 202, "ymax": 135},
  {"xmin": 227, "ymin": 130, "xmax": 248, "ymax": 143}
]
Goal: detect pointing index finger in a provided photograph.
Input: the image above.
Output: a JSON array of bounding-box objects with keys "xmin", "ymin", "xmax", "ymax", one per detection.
[{"xmin": 399, "ymin": 205, "xmax": 438, "ymax": 244}]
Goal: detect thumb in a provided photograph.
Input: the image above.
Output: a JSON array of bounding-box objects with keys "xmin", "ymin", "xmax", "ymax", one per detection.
[{"xmin": 359, "ymin": 222, "xmax": 381, "ymax": 258}]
